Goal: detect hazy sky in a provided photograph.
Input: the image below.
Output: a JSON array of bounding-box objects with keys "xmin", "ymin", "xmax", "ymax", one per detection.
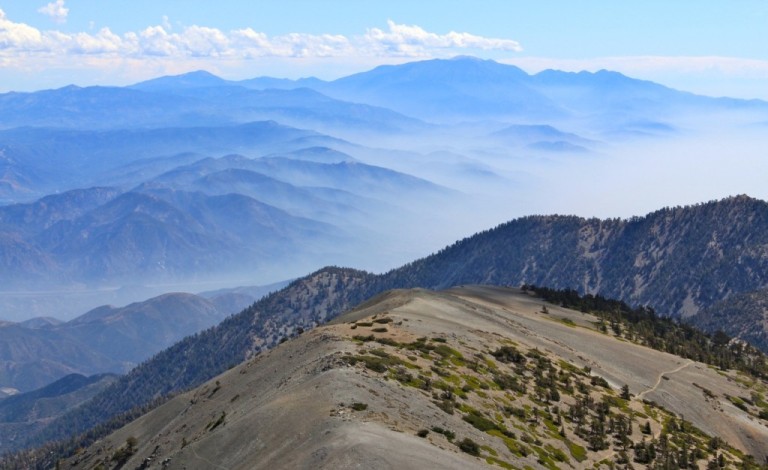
[{"xmin": 1, "ymin": 1, "xmax": 767, "ymax": 98}]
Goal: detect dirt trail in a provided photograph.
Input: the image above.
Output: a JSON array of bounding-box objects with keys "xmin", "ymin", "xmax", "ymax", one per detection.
[
  {"xmin": 192, "ymin": 447, "xmax": 230, "ymax": 470},
  {"xmin": 636, "ymin": 360, "xmax": 694, "ymax": 401}
]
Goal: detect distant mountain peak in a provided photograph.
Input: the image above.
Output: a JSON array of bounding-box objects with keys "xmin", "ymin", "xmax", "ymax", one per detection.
[
  {"xmin": 176, "ymin": 70, "xmax": 220, "ymax": 79},
  {"xmin": 130, "ymin": 70, "xmax": 228, "ymax": 91},
  {"xmin": 448, "ymin": 55, "xmax": 486, "ymax": 62}
]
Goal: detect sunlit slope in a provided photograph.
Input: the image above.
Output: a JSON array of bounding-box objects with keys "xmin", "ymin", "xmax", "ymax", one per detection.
[{"xmin": 61, "ymin": 287, "xmax": 767, "ymax": 469}]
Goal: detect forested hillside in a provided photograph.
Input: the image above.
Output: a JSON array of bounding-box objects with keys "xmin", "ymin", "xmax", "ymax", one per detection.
[
  {"xmin": 11, "ymin": 268, "xmax": 374, "ymax": 454},
  {"xmin": 374, "ymin": 195, "xmax": 768, "ymax": 320},
  {"xmin": 8, "ymin": 195, "xmax": 768, "ymax": 458},
  {"xmin": 694, "ymin": 288, "xmax": 768, "ymax": 352}
]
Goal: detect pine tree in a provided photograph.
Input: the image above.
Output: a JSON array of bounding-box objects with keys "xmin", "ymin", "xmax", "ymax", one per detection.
[{"xmin": 621, "ymin": 384, "xmax": 631, "ymax": 400}]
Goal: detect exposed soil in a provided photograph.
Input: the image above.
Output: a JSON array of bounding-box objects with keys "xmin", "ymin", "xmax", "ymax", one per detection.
[{"xmin": 61, "ymin": 286, "xmax": 768, "ymax": 469}]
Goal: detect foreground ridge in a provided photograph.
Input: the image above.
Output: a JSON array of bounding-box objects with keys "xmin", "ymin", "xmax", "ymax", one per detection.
[{"xmin": 28, "ymin": 286, "xmax": 768, "ymax": 469}]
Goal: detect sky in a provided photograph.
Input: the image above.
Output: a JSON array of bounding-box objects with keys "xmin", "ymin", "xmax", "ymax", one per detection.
[{"xmin": 0, "ymin": 1, "xmax": 767, "ymax": 98}]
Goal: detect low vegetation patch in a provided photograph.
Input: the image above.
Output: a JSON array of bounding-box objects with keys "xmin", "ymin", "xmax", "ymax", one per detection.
[
  {"xmin": 345, "ymin": 352, "xmax": 407, "ymax": 373},
  {"xmin": 110, "ymin": 437, "xmax": 137, "ymax": 467},
  {"xmin": 463, "ymin": 410, "xmax": 504, "ymax": 433},
  {"xmin": 458, "ymin": 437, "xmax": 481, "ymax": 456},
  {"xmin": 491, "ymin": 345, "xmax": 527, "ymax": 365},
  {"xmin": 431, "ymin": 426, "xmax": 456, "ymax": 441},
  {"xmin": 206, "ymin": 411, "xmax": 226, "ymax": 431},
  {"xmin": 340, "ymin": 311, "xmax": 758, "ymax": 469}
]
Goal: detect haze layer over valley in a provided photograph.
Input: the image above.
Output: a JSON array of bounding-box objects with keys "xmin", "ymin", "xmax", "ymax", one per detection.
[
  {"xmin": 1, "ymin": 57, "xmax": 767, "ymax": 322},
  {"xmin": 2, "ymin": 2, "xmax": 768, "ymax": 467}
]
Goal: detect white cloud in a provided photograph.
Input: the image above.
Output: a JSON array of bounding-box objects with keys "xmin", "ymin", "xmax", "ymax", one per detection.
[
  {"xmin": 0, "ymin": 9, "xmax": 46, "ymax": 50},
  {"xmin": 37, "ymin": 0, "xmax": 69, "ymax": 24},
  {"xmin": 0, "ymin": 13, "xmax": 520, "ymax": 61},
  {"xmin": 0, "ymin": 12, "xmax": 520, "ymax": 89},
  {"xmin": 179, "ymin": 25, "xmax": 231, "ymax": 57},
  {"xmin": 69, "ymin": 28, "xmax": 122, "ymax": 54},
  {"xmin": 135, "ymin": 26, "xmax": 178, "ymax": 57},
  {"xmin": 363, "ymin": 20, "xmax": 522, "ymax": 57},
  {"xmin": 230, "ymin": 29, "xmax": 353, "ymax": 58}
]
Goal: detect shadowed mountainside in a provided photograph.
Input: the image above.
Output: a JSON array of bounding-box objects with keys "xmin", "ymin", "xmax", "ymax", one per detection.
[
  {"xmin": 0, "ymin": 373, "xmax": 118, "ymax": 451},
  {"xmin": 0, "ymin": 292, "xmax": 240, "ymax": 392},
  {"xmin": 372, "ymin": 194, "xmax": 768, "ymax": 321},
  {"xmin": 694, "ymin": 288, "xmax": 768, "ymax": 353}
]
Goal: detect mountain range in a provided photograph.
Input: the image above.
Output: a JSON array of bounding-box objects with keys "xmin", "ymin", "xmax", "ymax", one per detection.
[
  {"xmin": 0, "ymin": 290, "xmax": 256, "ymax": 393},
  {"xmin": 3, "ymin": 57, "xmax": 766, "ymax": 323},
  {"xmin": 2, "ymin": 57, "xmax": 768, "ymax": 465},
  {"xmin": 246, "ymin": 57, "xmax": 768, "ymax": 126},
  {"xmin": 3, "ymin": 56, "xmax": 766, "ymax": 203},
  {"xmin": 6, "ymin": 195, "xmax": 768, "ymax": 459},
  {"xmin": 0, "ymin": 373, "xmax": 118, "ymax": 453},
  {"xmin": 0, "ymin": 144, "xmax": 455, "ymax": 318}
]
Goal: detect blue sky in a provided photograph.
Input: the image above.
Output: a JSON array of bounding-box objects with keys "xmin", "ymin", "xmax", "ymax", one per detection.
[{"xmin": 1, "ymin": 1, "xmax": 766, "ymax": 98}]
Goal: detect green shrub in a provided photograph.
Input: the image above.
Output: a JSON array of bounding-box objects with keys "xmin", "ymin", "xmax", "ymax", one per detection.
[
  {"xmin": 376, "ymin": 337, "xmax": 400, "ymax": 346},
  {"xmin": 463, "ymin": 411, "xmax": 502, "ymax": 433},
  {"xmin": 491, "ymin": 346, "xmax": 526, "ymax": 364},
  {"xmin": 207, "ymin": 411, "xmax": 226, "ymax": 431},
  {"xmin": 110, "ymin": 436, "xmax": 138, "ymax": 466},
  {"xmin": 435, "ymin": 398, "xmax": 456, "ymax": 415},
  {"xmin": 590, "ymin": 375, "xmax": 610, "ymax": 388},
  {"xmin": 458, "ymin": 438, "xmax": 481, "ymax": 456},
  {"xmin": 494, "ymin": 373, "xmax": 525, "ymax": 393},
  {"xmin": 568, "ymin": 442, "xmax": 587, "ymax": 462},
  {"xmin": 431, "ymin": 426, "xmax": 456, "ymax": 441}
]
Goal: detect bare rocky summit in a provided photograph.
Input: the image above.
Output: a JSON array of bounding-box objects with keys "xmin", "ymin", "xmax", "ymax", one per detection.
[{"xmin": 59, "ymin": 287, "xmax": 768, "ymax": 469}]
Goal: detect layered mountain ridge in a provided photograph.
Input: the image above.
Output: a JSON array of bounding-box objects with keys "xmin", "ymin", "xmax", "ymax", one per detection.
[
  {"xmin": 2, "ymin": 57, "xmax": 767, "ymax": 322},
  {"xmin": 2, "ymin": 57, "xmax": 768, "ymax": 465},
  {"xmin": 0, "ymin": 290, "xmax": 255, "ymax": 393},
  {"xmin": 9, "ymin": 195, "xmax": 768, "ymax": 459}
]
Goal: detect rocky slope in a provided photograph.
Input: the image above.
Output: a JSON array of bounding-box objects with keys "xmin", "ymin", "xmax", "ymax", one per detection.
[
  {"xmin": 55, "ymin": 287, "xmax": 768, "ymax": 469},
  {"xmin": 374, "ymin": 195, "xmax": 768, "ymax": 323}
]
